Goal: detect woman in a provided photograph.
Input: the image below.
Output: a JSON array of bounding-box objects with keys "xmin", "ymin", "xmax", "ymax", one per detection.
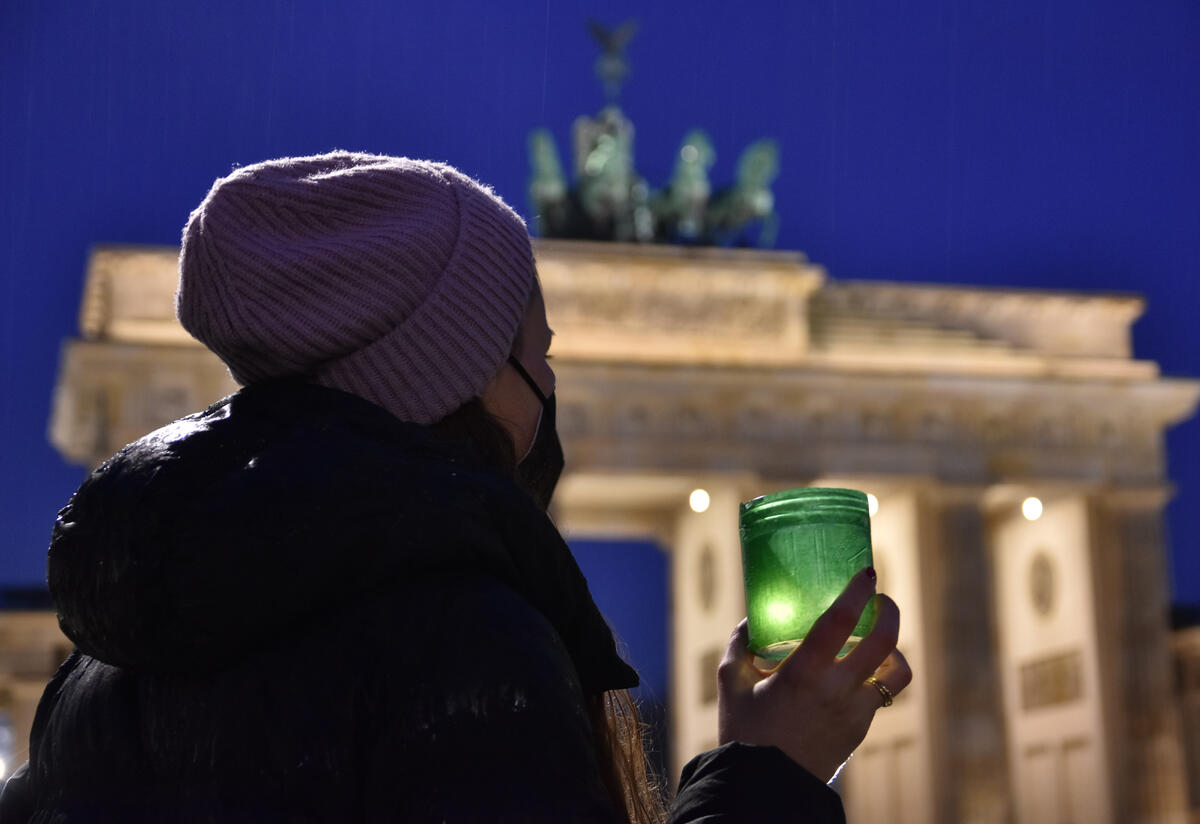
[{"xmin": 0, "ymin": 152, "xmax": 910, "ymax": 822}]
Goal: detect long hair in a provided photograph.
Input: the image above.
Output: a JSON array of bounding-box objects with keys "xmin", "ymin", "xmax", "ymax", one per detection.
[
  {"xmin": 587, "ymin": 691, "xmax": 668, "ymax": 824},
  {"xmin": 430, "ymin": 399, "xmax": 667, "ymax": 824}
]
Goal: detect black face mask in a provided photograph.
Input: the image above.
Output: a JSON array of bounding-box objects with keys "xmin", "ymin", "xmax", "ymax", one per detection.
[{"xmin": 507, "ymin": 355, "xmax": 565, "ymax": 511}]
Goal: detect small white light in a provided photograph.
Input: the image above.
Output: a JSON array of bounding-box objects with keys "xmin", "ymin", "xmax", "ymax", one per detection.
[
  {"xmin": 0, "ymin": 756, "xmax": 6, "ymax": 780},
  {"xmin": 689, "ymin": 488, "xmax": 711, "ymax": 513},
  {"xmin": 866, "ymin": 493, "xmax": 879, "ymax": 517},
  {"xmin": 1022, "ymin": 496, "xmax": 1044, "ymax": 521},
  {"xmin": 766, "ymin": 601, "xmax": 794, "ymax": 623}
]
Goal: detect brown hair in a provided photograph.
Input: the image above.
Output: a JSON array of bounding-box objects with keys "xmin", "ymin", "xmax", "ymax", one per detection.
[
  {"xmin": 429, "ymin": 396, "xmax": 519, "ymax": 474},
  {"xmin": 588, "ymin": 691, "xmax": 668, "ymax": 824},
  {"xmin": 430, "ymin": 400, "xmax": 667, "ymax": 823}
]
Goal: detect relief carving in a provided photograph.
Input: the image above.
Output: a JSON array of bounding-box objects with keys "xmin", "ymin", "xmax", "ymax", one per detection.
[
  {"xmin": 555, "ymin": 288, "xmax": 790, "ymax": 338},
  {"xmin": 734, "ymin": 406, "xmax": 774, "ymax": 440},
  {"xmin": 675, "ymin": 405, "xmax": 717, "ymax": 438},
  {"xmin": 1020, "ymin": 650, "xmax": 1083, "ymax": 710},
  {"xmin": 556, "ymin": 362, "xmax": 1180, "ymax": 486},
  {"xmin": 698, "ymin": 647, "xmax": 721, "ymax": 705},
  {"xmin": 697, "ymin": 544, "xmax": 717, "ymax": 613},
  {"xmin": 558, "ymin": 401, "xmax": 590, "ymax": 437},
  {"xmin": 1029, "ymin": 552, "xmax": 1057, "ymax": 618},
  {"xmin": 816, "ymin": 282, "xmax": 1144, "ymax": 359},
  {"xmin": 615, "ymin": 403, "xmax": 653, "ymax": 436}
]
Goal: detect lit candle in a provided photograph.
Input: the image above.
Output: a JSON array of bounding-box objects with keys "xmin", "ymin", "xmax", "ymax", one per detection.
[{"xmin": 740, "ymin": 487, "xmax": 876, "ymax": 660}]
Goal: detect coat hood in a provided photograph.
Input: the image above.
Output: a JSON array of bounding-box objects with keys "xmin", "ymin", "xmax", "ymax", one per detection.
[{"xmin": 48, "ymin": 380, "xmax": 637, "ymax": 693}]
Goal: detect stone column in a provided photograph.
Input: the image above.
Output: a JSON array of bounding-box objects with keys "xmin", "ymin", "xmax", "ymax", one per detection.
[
  {"xmin": 1092, "ymin": 490, "xmax": 1189, "ymax": 824},
  {"xmin": 668, "ymin": 480, "xmax": 748, "ymax": 782},
  {"xmin": 1171, "ymin": 627, "xmax": 1200, "ymax": 815},
  {"xmin": 0, "ymin": 612, "xmax": 72, "ymax": 780},
  {"xmin": 920, "ymin": 487, "xmax": 1012, "ymax": 824}
]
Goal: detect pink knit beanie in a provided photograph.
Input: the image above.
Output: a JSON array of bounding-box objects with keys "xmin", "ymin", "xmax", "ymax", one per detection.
[{"xmin": 177, "ymin": 151, "xmax": 536, "ymax": 424}]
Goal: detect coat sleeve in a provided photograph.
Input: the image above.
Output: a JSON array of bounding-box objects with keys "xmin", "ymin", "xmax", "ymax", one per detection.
[
  {"xmin": 668, "ymin": 743, "xmax": 846, "ymax": 823},
  {"xmin": 358, "ymin": 574, "xmax": 625, "ymax": 823}
]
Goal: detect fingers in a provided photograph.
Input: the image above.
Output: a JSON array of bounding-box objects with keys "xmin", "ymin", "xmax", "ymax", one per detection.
[
  {"xmin": 841, "ymin": 593, "xmax": 900, "ymax": 683},
  {"xmin": 872, "ymin": 648, "xmax": 912, "ymax": 695},
  {"xmin": 786, "ymin": 566, "xmax": 877, "ymax": 668},
  {"xmin": 859, "ymin": 649, "xmax": 912, "ymax": 709},
  {"xmin": 720, "ymin": 618, "xmax": 751, "ymax": 666},
  {"xmin": 717, "ymin": 619, "xmax": 762, "ymax": 693}
]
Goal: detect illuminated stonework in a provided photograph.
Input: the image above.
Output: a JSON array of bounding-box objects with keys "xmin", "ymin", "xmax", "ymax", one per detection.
[
  {"xmin": 0, "ymin": 611, "xmax": 71, "ymax": 781},
  {"xmin": 26, "ymin": 239, "xmax": 1200, "ymax": 822},
  {"xmin": 1172, "ymin": 625, "xmax": 1200, "ymax": 814}
]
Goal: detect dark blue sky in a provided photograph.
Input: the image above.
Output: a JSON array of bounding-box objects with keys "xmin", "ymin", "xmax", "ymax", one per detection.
[{"xmin": 3, "ymin": 1, "xmax": 1198, "ymax": 623}]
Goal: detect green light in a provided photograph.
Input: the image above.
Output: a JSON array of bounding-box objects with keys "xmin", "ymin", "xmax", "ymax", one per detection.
[
  {"xmin": 766, "ymin": 601, "xmax": 794, "ymax": 623},
  {"xmin": 740, "ymin": 487, "xmax": 875, "ymax": 660}
]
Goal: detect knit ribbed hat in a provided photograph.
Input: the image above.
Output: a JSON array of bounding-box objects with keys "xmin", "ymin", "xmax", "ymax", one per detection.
[{"xmin": 177, "ymin": 151, "xmax": 536, "ymax": 424}]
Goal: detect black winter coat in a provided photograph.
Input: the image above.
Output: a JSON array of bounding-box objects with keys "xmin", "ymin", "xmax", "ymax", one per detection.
[{"xmin": 0, "ymin": 381, "xmax": 844, "ymax": 823}]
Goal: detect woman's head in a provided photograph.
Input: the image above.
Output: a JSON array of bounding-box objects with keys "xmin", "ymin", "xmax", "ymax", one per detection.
[
  {"xmin": 430, "ymin": 284, "xmax": 564, "ymax": 508},
  {"xmin": 177, "ymin": 151, "xmax": 536, "ymax": 425},
  {"xmin": 480, "ymin": 285, "xmax": 555, "ymax": 459}
]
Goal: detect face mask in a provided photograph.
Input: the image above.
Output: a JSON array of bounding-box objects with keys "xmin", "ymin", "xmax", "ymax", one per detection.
[{"xmin": 507, "ymin": 355, "xmax": 565, "ymax": 510}]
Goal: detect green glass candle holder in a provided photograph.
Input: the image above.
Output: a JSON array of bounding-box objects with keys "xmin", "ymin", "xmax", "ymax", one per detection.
[{"xmin": 739, "ymin": 487, "xmax": 876, "ymax": 661}]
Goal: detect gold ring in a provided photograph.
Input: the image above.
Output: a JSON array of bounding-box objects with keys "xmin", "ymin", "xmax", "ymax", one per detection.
[{"xmin": 866, "ymin": 676, "xmax": 894, "ymax": 708}]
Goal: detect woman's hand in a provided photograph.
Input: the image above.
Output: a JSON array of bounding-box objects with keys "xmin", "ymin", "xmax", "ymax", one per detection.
[{"xmin": 717, "ymin": 567, "xmax": 912, "ymax": 782}]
